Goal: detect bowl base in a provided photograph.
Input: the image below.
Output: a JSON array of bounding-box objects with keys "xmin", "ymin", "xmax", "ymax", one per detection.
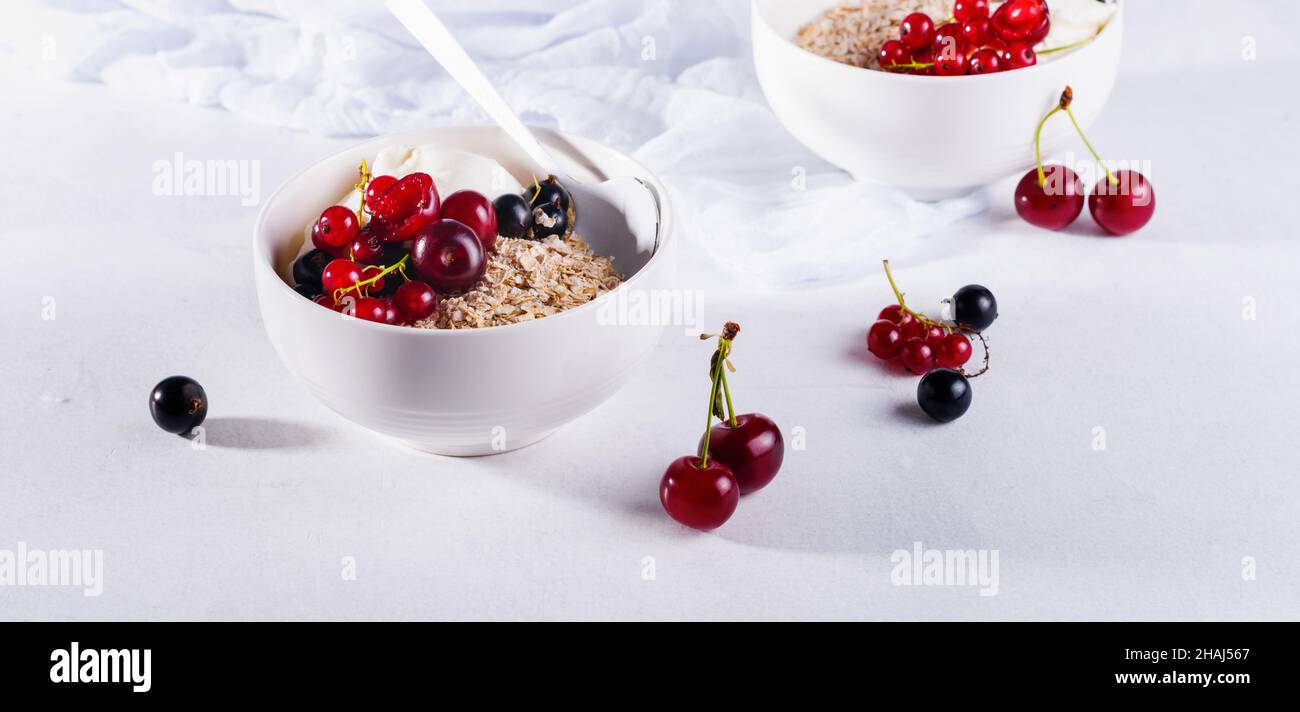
[{"xmin": 385, "ymin": 428, "xmax": 558, "ymax": 457}]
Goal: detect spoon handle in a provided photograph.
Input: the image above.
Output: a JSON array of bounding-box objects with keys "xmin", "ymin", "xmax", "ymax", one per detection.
[{"xmin": 386, "ymin": 0, "xmax": 559, "ymax": 175}]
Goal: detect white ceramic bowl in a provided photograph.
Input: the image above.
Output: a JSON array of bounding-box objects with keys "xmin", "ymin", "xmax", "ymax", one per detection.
[
  {"xmin": 253, "ymin": 127, "xmax": 672, "ymax": 456},
  {"xmin": 753, "ymin": 0, "xmax": 1124, "ymax": 200}
]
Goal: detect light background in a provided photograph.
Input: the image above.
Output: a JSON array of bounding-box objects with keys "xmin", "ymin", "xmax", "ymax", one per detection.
[{"xmin": 1, "ymin": 0, "xmax": 1297, "ymax": 620}]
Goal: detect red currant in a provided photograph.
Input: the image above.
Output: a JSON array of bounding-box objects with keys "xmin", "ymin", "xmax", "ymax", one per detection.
[
  {"xmin": 1089, "ymin": 170, "xmax": 1156, "ymax": 236},
  {"xmin": 878, "ymin": 39, "xmax": 909, "ymax": 70},
  {"xmin": 934, "ymin": 333, "xmax": 973, "ymax": 369},
  {"xmin": 321, "ymin": 259, "xmax": 364, "ymax": 303},
  {"xmin": 312, "ymin": 205, "xmax": 359, "ymax": 249},
  {"xmin": 953, "ymin": 0, "xmax": 989, "ymax": 22},
  {"xmin": 967, "ymin": 47, "xmax": 1003, "ymax": 74},
  {"xmin": 394, "ymin": 280, "xmax": 437, "ymax": 323},
  {"xmin": 660, "ymin": 456, "xmax": 739, "ymax": 531},
  {"xmin": 878, "ymin": 304, "xmax": 914, "ymax": 326},
  {"xmin": 923, "ymin": 325, "xmax": 947, "ymax": 345},
  {"xmin": 1003, "ymin": 43, "xmax": 1037, "ymax": 70},
  {"xmin": 440, "ymin": 190, "xmax": 499, "ymax": 252},
  {"xmin": 992, "ymin": 0, "xmax": 1047, "ymax": 42},
  {"xmin": 933, "ymin": 45, "xmax": 969, "ymax": 76},
  {"xmin": 899, "ymin": 13, "xmax": 936, "ymax": 52},
  {"xmin": 1015, "ymin": 165, "xmax": 1085, "ymax": 230},
  {"xmin": 899, "ymin": 338, "xmax": 935, "ymax": 375},
  {"xmin": 867, "ymin": 319, "xmax": 904, "ymax": 360},
  {"xmin": 900, "ymin": 320, "xmax": 931, "ymax": 342},
  {"xmin": 369, "ymin": 172, "xmax": 441, "ymax": 243},
  {"xmin": 354, "ymin": 297, "xmax": 399, "ymax": 325},
  {"xmin": 960, "ymin": 17, "xmax": 991, "ymax": 47},
  {"xmin": 312, "ymin": 294, "xmax": 339, "ymax": 311}
]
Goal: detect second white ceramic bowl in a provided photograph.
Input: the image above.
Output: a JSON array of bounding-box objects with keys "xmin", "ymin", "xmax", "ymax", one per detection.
[
  {"xmin": 753, "ymin": 0, "xmax": 1124, "ymax": 200},
  {"xmin": 253, "ymin": 127, "xmax": 673, "ymax": 456}
]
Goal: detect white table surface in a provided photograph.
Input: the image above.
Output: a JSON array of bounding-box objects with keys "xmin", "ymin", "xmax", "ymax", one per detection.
[{"xmin": 2, "ymin": 0, "xmax": 1298, "ymax": 621}]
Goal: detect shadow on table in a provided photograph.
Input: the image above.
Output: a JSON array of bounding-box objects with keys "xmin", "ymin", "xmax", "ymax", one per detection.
[{"xmin": 202, "ymin": 417, "xmax": 327, "ymax": 450}]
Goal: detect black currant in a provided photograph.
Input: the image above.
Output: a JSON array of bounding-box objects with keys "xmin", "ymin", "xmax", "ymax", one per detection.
[
  {"xmin": 917, "ymin": 369, "xmax": 971, "ymax": 423},
  {"xmin": 150, "ymin": 376, "xmax": 208, "ymax": 436},
  {"xmin": 953, "ymin": 284, "xmax": 997, "ymax": 331},
  {"xmin": 531, "ymin": 203, "xmax": 568, "ymax": 239},
  {"xmin": 294, "ymin": 283, "xmax": 321, "ymax": 299},
  {"xmin": 292, "ymin": 249, "xmax": 333, "ymax": 288},
  {"xmin": 528, "ymin": 177, "xmax": 570, "ymax": 211},
  {"xmin": 494, "ymin": 194, "xmax": 532, "ymax": 238}
]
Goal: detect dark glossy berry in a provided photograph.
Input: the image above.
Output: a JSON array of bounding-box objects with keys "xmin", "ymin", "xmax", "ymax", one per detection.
[
  {"xmin": 411, "ymin": 219, "xmax": 487, "ymax": 292},
  {"xmin": 917, "ymin": 369, "xmax": 972, "ymax": 422},
  {"xmin": 293, "ymin": 283, "xmax": 321, "ymax": 299},
  {"xmin": 1089, "ymin": 170, "xmax": 1156, "ymax": 236},
  {"xmin": 660, "ymin": 456, "xmax": 739, "ymax": 530},
  {"xmin": 531, "ymin": 203, "xmax": 568, "ymax": 239},
  {"xmin": 697, "ymin": 413, "xmax": 784, "ymax": 495},
  {"xmin": 494, "ymin": 194, "xmax": 533, "ymax": 239},
  {"xmin": 1015, "ymin": 165, "xmax": 1085, "ymax": 230},
  {"xmin": 149, "ymin": 376, "xmax": 208, "ymax": 436},
  {"xmin": 953, "ymin": 285, "xmax": 998, "ymax": 331},
  {"xmin": 527, "ymin": 177, "xmax": 570, "ymax": 211},
  {"xmin": 292, "ymin": 248, "xmax": 333, "ymax": 288},
  {"xmin": 441, "ymin": 190, "xmax": 498, "ymax": 252}
]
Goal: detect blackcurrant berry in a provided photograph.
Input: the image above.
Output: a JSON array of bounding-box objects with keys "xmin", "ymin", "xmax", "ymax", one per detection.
[
  {"xmin": 917, "ymin": 369, "xmax": 971, "ymax": 422},
  {"xmin": 293, "ymin": 283, "xmax": 321, "ymax": 299},
  {"xmin": 953, "ymin": 285, "xmax": 997, "ymax": 331},
  {"xmin": 528, "ymin": 177, "xmax": 570, "ymax": 211},
  {"xmin": 531, "ymin": 203, "xmax": 568, "ymax": 239},
  {"xmin": 493, "ymin": 194, "xmax": 532, "ymax": 239},
  {"xmin": 292, "ymin": 249, "xmax": 333, "ymax": 288},
  {"xmin": 149, "ymin": 376, "xmax": 208, "ymax": 436}
]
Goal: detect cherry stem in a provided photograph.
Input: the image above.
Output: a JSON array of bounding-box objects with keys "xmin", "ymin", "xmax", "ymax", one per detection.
[
  {"xmin": 1038, "ymin": 21, "xmax": 1107, "ymax": 55},
  {"xmin": 720, "ymin": 364, "xmax": 738, "ymax": 428},
  {"xmin": 355, "ymin": 159, "xmax": 372, "ymax": 221},
  {"xmin": 700, "ymin": 359, "xmax": 723, "ymax": 469},
  {"xmin": 1034, "ymin": 105, "xmax": 1064, "ymax": 188},
  {"xmin": 333, "ymin": 254, "xmax": 408, "ymax": 303},
  {"xmin": 882, "ymin": 259, "xmax": 944, "ymax": 329},
  {"xmin": 1065, "ymin": 106, "xmax": 1118, "ymax": 185}
]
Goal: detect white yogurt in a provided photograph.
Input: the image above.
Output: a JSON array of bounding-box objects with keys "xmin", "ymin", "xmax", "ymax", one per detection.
[{"xmin": 1038, "ymin": 0, "xmax": 1119, "ymax": 58}]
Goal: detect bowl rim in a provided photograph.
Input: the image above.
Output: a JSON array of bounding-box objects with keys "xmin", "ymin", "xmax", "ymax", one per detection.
[
  {"xmin": 752, "ymin": 0, "xmax": 1122, "ymax": 84},
  {"xmin": 253, "ymin": 126, "xmax": 672, "ymax": 337}
]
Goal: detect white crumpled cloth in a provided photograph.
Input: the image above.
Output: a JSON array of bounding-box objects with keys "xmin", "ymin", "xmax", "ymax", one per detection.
[{"xmin": 23, "ymin": 0, "xmax": 984, "ymax": 288}]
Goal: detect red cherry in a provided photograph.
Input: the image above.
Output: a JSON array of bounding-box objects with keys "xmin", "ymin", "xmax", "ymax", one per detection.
[
  {"xmin": 350, "ymin": 231, "xmax": 385, "ymax": 264},
  {"xmin": 365, "ymin": 175, "xmax": 397, "ymax": 207},
  {"xmin": 877, "ymin": 304, "xmax": 914, "ymax": 326},
  {"xmin": 1003, "ymin": 43, "xmax": 1037, "ymax": 69},
  {"xmin": 967, "ymin": 47, "xmax": 1003, "ymax": 74},
  {"xmin": 878, "ymin": 39, "xmax": 909, "ymax": 70},
  {"xmin": 935, "ymin": 333, "xmax": 973, "ymax": 369},
  {"xmin": 960, "ymin": 18, "xmax": 991, "ymax": 47},
  {"xmin": 899, "ymin": 338, "xmax": 935, "ymax": 374},
  {"xmin": 1089, "ymin": 170, "xmax": 1156, "ymax": 236},
  {"xmin": 1015, "ymin": 165, "xmax": 1085, "ymax": 230},
  {"xmin": 354, "ymin": 297, "xmax": 399, "ymax": 325},
  {"xmin": 312, "ymin": 205, "xmax": 359, "ymax": 249},
  {"xmin": 992, "ymin": 0, "xmax": 1047, "ymax": 40},
  {"xmin": 440, "ymin": 190, "xmax": 499, "ymax": 252},
  {"xmin": 899, "ymin": 13, "xmax": 936, "ymax": 52},
  {"xmin": 369, "ymin": 172, "xmax": 441, "ymax": 243},
  {"xmin": 321, "ymin": 259, "xmax": 364, "ymax": 303},
  {"xmin": 953, "ymin": 0, "xmax": 989, "ymax": 22},
  {"xmin": 697, "ymin": 413, "xmax": 784, "ymax": 495},
  {"xmin": 659, "ymin": 456, "xmax": 738, "ymax": 531},
  {"xmin": 394, "ymin": 280, "xmax": 437, "ymax": 323},
  {"xmin": 410, "ymin": 219, "xmax": 487, "ymax": 293},
  {"xmin": 868, "ymin": 319, "xmax": 904, "ymax": 360},
  {"xmin": 1025, "ymin": 14, "xmax": 1051, "ymax": 44}
]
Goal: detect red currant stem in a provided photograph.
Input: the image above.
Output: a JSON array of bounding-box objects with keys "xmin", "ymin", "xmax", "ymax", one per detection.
[
  {"xmin": 1065, "ymin": 106, "xmax": 1118, "ymax": 186},
  {"xmin": 332, "ymin": 254, "xmax": 409, "ymax": 303},
  {"xmin": 355, "ymin": 159, "xmax": 372, "ymax": 221},
  {"xmin": 887, "ymin": 61, "xmax": 935, "ymax": 71},
  {"xmin": 881, "ymin": 259, "xmax": 943, "ymax": 329},
  {"xmin": 960, "ymin": 330, "xmax": 991, "ymax": 379},
  {"xmin": 1034, "ymin": 105, "xmax": 1064, "ymax": 188},
  {"xmin": 719, "ymin": 362, "xmax": 738, "ymax": 428},
  {"xmin": 699, "ymin": 359, "xmax": 724, "ymax": 470}
]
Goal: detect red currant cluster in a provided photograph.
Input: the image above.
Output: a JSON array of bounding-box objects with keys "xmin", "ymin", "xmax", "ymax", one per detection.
[
  {"xmin": 659, "ymin": 323, "xmax": 785, "ymax": 531},
  {"xmin": 291, "ymin": 162, "xmax": 575, "ymax": 326},
  {"xmin": 878, "ymin": 0, "xmax": 1051, "ymax": 76},
  {"xmin": 1015, "ymin": 87, "xmax": 1156, "ymax": 235},
  {"xmin": 866, "ymin": 261, "xmax": 998, "ymax": 422}
]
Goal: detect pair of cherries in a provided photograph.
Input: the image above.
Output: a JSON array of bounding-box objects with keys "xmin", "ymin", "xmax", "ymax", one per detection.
[
  {"xmin": 660, "ymin": 323, "xmax": 785, "ymax": 531},
  {"xmin": 1015, "ymin": 87, "xmax": 1156, "ymax": 235}
]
